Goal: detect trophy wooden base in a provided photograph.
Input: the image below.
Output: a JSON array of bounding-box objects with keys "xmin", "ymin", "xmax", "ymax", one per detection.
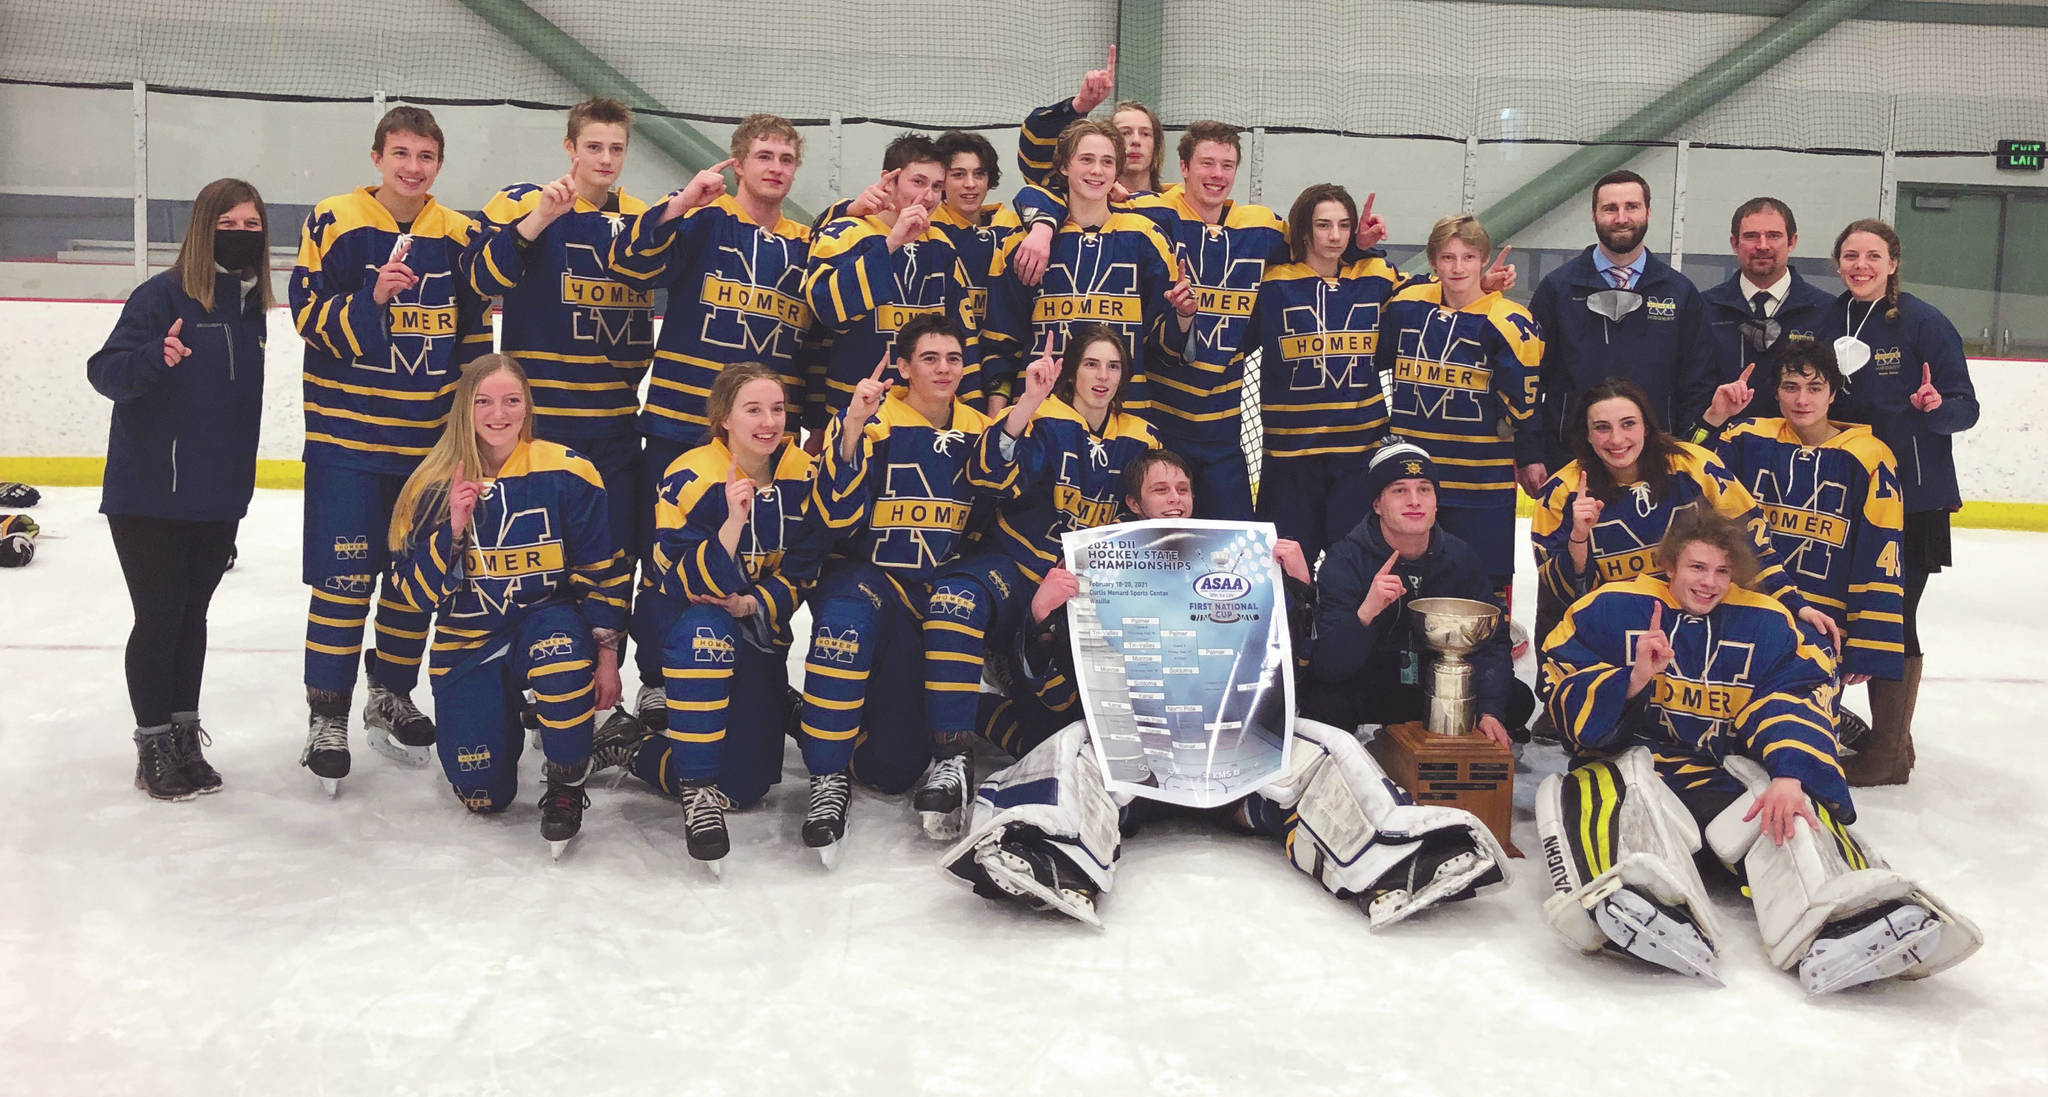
[{"xmin": 1369, "ymin": 721, "xmax": 1521, "ymax": 858}]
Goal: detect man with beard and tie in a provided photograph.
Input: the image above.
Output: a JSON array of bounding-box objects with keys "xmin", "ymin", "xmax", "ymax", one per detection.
[{"xmin": 1529, "ymin": 170, "xmax": 1714, "ymax": 479}]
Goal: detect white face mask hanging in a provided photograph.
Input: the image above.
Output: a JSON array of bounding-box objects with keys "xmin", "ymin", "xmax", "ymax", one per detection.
[{"xmin": 1835, "ymin": 298, "xmax": 1877, "ymax": 376}]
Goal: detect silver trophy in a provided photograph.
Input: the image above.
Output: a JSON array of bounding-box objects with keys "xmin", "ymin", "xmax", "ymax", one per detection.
[{"xmin": 1409, "ymin": 597, "xmax": 1501, "ymax": 738}]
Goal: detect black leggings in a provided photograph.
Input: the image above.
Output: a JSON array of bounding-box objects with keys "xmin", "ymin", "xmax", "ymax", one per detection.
[{"xmin": 108, "ymin": 514, "xmax": 239, "ymax": 727}]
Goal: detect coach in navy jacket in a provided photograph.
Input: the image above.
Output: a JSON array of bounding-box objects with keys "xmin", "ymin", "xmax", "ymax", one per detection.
[
  {"xmin": 1530, "ymin": 171, "xmax": 1715, "ymax": 470},
  {"xmin": 1699, "ymin": 266, "xmax": 1833, "ymax": 423},
  {"xmin": 87, "ymin": 177, "xmax": 271, "ymax": 803}
]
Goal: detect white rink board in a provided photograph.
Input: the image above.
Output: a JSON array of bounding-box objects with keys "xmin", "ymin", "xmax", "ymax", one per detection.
[{"xmin": 2, "ymin": 490, "xmax": 2045, "ymax": 1096}]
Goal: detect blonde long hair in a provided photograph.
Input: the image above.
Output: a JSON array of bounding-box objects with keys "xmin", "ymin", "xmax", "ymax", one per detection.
[{"xmin": 387, "ymin": 354, "xmax": 534, "ymax": 550}]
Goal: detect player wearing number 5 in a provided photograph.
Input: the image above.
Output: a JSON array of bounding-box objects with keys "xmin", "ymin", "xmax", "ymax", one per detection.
[
  {"xmin": 89, "ymin": 179, "xmax": 273, "ymax": 801},
  {"xmin": 1375, "ymin": 214, "xmax": 1543, "ymax": 599},
  {"xmin": 383, "ymin": 355, "xmax": 629, "ymax": 857},
  {"xmin": 291, "ymin": 106, "xmax": 495, "ymax": 793},
  {"xmin": 1819, "ymin": 219, "xmax": 1978, "ymax": 786}
]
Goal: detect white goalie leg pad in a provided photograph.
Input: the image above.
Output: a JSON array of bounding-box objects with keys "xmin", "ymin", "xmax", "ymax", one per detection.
[
  {"xmin": 1264, "ymin": 720, "xmax": 1512, "ymax": 928},
  {"xmin": 1707, "ymin": 755, "xmax": 1983, "ymax": 981},
  {"xmin": 936, "ymin": 721, "xmax": 1122, "ymax": 894},
  {"xmin": 1535, "ymin": 747, "xmax": 1723, "ymax": 961}
]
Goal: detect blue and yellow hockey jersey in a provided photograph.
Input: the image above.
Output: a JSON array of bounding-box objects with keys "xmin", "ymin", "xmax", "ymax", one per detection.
[
  {"xmin": 1121, "ymin": 186, "xmax": 1286, "ymax": 443},
  {"xmin": 972, "ymin": 395, "xmax": 1158, "ymax": 576},
  {"xmin": 1376, "ymin": 284, "xmax": 1544, "ymax": 505},
  {"xmin": 1712, "ymin": 419, "xmax": 1905, "ymax": 680},
  {"xmin": 1243, "ymin": 257, "xmax": 1398, "ymax": 462},
  {"xmin": 932, "ymin": 201, "xmax": 1020, "ymax": 326},
  {"xmin": 814, "ymin": 388, "xmax": 1000, "ymax": 580},
  {"xmin": 804, "ymin": 214, "xmax": 983, "ymax": 413},
  {"xmin": 606, "ymin": 194, "xmax": 813, "ymax": 440},
  {"xmin": 1543, "ymin": 574, "xmax": 1848, "ymax": 818},
  {"xmin": 982, "ymin": 214, "xmax": 1186, "ymax": 416},
  {"xmin": 387, "ymin": 439, "xmax": 630, "ymax": 675},
  {"xmin": 650, "ymin": 439, "xmax": 823, "ymax": 647},
  {"xmin": 291, "ymin": 187, "xmax": 494, "ymax": 474},
  {"xmin": 463, "ymin": 184, "xmax": 654, "ymax": 443},
  {"xmin": 1531, "ymin": 442, "xmax": 1812, "ymax": 617}
]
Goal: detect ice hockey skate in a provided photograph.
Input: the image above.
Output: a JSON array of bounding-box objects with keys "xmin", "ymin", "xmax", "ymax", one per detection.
[
  {"xmin": 539, "ymin": 763, "xmax": 590, "ymax": 861},
  {"xmin": 802, "ymin": 772, "xmax": 850, "ymax": 868},
  {"xmin": 1357, "ymin": 834, "xmax": 1503, "ymax": 929},
  {"xmin": 363, "ymin": 683, "xmax": 434, "ymax": 768},
  {"xmin": 634, "ymin": 682, "xmax": 666, "ymax": 732},
  {"xmin": 300, "ymin": 703, "xmax": 351, "ymax": 798},
  {"xmin": 680, "ymin": 782, "xmax": 733, "ymax": 877},
  {"xmin": 587, "ymin": 707, "xmax": 650, "ymax": 787},
  {"xmin": 1591, "ymin": 885, "xmax": 1723, "ymax": 986},
  {"xmin": 913, "ymin": 751, "xmax": 971, "ymax": 840},
  {"xmin": 969, "ymin": 829, "xmax": 1102, "ymax": 928},
  {"xmin": 1799, "ymin": 902, "xmax": 1943, "ymax": 996}
]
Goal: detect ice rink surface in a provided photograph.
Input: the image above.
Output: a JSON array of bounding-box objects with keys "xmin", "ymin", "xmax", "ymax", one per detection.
[{"xmin": 3, "ymin": 487, "xmax": 2045, "ymax": 1097}]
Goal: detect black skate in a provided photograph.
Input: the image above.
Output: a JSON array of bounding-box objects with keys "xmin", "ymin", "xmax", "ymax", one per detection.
[
  {"xmin": 135, "ymin": 727, "xmax": 197, "ymax": 802},
  {"xmin": 635, "ymin": 683, "xmax": 667, "ymax": 732},
  {"xmin": 913, "ymin": 750, "xmax": 971, "ymax": 840},
  {"xmin": 300, "ymin": 704, "xmax": 351, "ymax": 797},
  {"xmin": 1836, "ymin": 707, "xmax": 1872, "ymax": 752},
  {"xmin": 970, "ymin": 828, "xmax": 1101, "ymax": 927},
  {"xmin": 587, "ymin": 707, "xmax": 651, "ymax": 785},
  {"xmin": 539, "ymin": 762, "xmax": 591, "ymax": 861},
  {"xmin": 680, "ymin": 782, "xmax": 733, "ymax": 874},
  {"xmin": 169, "ymin": 715, "xmax": 222, "ymax": 794},
  {"xmin": 1357, "ymin": 833, "xmax": 1503, "ymax": 929},
  {"xmin": 802, "ymin": 772, "xmax": 851, "ymax": 868},
  {"xmin": 364, "ymin": 684, "xmax": 435, "ymax": 768}
]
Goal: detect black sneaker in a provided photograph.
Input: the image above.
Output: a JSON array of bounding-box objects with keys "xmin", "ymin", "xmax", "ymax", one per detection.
[
  {"xmin": 169, "ymin": 716, "xmax": 222, "ymax": 794},
  {"xmin": 135, "ymin": 727, "xmax": 197, "ymax": 802}
]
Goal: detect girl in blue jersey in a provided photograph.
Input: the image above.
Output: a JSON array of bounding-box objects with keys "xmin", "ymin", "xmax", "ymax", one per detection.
[
  {"xmin": 1531, "ymin": 378, "xmax": 1837, "ymax": 660},
  {"xmin": 89, "ymin": 178, "xmax": 272, "ymax": 801},
  {"xmin": 595, "ymin": 363, "xmax": 823, "ymax": 872},
  {"xmin": 1377, "ymin": 214, "xmax": 1544, "ymax": 596},
  {"xmin": 1819, "ymin": 219, "xmax": 1979, "ymax": 786},
  {"xmin": 1245, "ymin": 184, "xmax": 1398, "ymax": 566},
  {"xmin": 384, "ymin": 354, "xmax": 628, "ymax": 856}
]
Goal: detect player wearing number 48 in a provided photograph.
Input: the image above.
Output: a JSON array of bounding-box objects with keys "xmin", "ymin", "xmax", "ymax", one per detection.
[
  {"xmin": 1536, "ymin": 509, "xmax": 1981, "ymax": 994},
  {"xmin": 88, "ymin": 178, "xmax": 272, "ymax": 802}
]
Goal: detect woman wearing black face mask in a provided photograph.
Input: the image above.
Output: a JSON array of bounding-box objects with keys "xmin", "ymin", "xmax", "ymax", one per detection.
[{"xmin": 88, "ymin": 177, "xmax": 272, "ymax": 801}]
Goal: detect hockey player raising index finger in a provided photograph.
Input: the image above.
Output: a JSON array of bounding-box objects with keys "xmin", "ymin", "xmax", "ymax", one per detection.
[
  {"xmin": 941, "ymin": 447, "xmax": 1513, "ymax": 928},
  {"xmin": 1536, "ymin": 509, "xmax": 1980, "ymax": 993}
]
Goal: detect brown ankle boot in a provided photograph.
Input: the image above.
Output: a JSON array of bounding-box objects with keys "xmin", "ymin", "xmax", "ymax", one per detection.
[{"xmin": 1846, "ymin": 656, "xmax": 1921, "ymax": 787}]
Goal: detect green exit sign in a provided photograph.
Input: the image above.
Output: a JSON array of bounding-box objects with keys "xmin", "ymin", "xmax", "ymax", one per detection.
[{"xmin": 1997, "ymin": 139, "xmax": 2045, "ymax": 171}]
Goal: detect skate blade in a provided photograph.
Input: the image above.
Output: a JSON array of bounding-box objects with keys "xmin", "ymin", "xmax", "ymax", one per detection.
[
  {"xmin": 1802, "ymin": 914, "xmax": 1942, "ymax": 997},
  {"xmin": 367, "ymin": 730, "xmax": 432, "ymax": 769},
  {"xmin": 920, "ymin": 809, "xmax": 966, "ymax": 841},
  {"xmin": 815, "ymin": 842, "xmax": 841, "ymax": 870},
  {"xmin": 977, "ymin": 848, "xmax": 1104, "ymax": 929},
  {"xmin": 319, "ymin": 776, "xmax": 341, "ymax": 798},
  {"xmin": 1595, "ymin": 892, "xmax": 1722, "ymax": 986},
  {"xmin": 702, "ymin": 857, "xmax": 724, "ymax": 879},
  {"xmin": 548, "ymin": 838, "xmax": 570, "ymax": 862},
  {"xmin": 1366, "ymin": 851, "xmax": 1496, "ymax": 931}
]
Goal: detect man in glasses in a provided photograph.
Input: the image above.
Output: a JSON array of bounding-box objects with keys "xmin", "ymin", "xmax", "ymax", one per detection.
[
  {"xmin": 1694, "ymin": 197, "xmax": 1835, "ymax": 425},
  {"xmin": 1530, "ymin": 169, "xmax": 1715, "ymax": 473}
]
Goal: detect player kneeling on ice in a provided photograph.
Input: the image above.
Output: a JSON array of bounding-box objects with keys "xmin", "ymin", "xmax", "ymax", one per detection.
[
  {"xmin": 938, "ymin": 449, "xmax": 1512, "ymax": 926},
  {"xmin": 585, "ymin": 364, "xmax": 826, "ymax": 874},
  {"xmin": 1535, "ymin": 509, "xmax": 1980, "ymax": 993},
  {"xmin": 385, "ymin": 355, "xmax": 630, "ymax": 857}
]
